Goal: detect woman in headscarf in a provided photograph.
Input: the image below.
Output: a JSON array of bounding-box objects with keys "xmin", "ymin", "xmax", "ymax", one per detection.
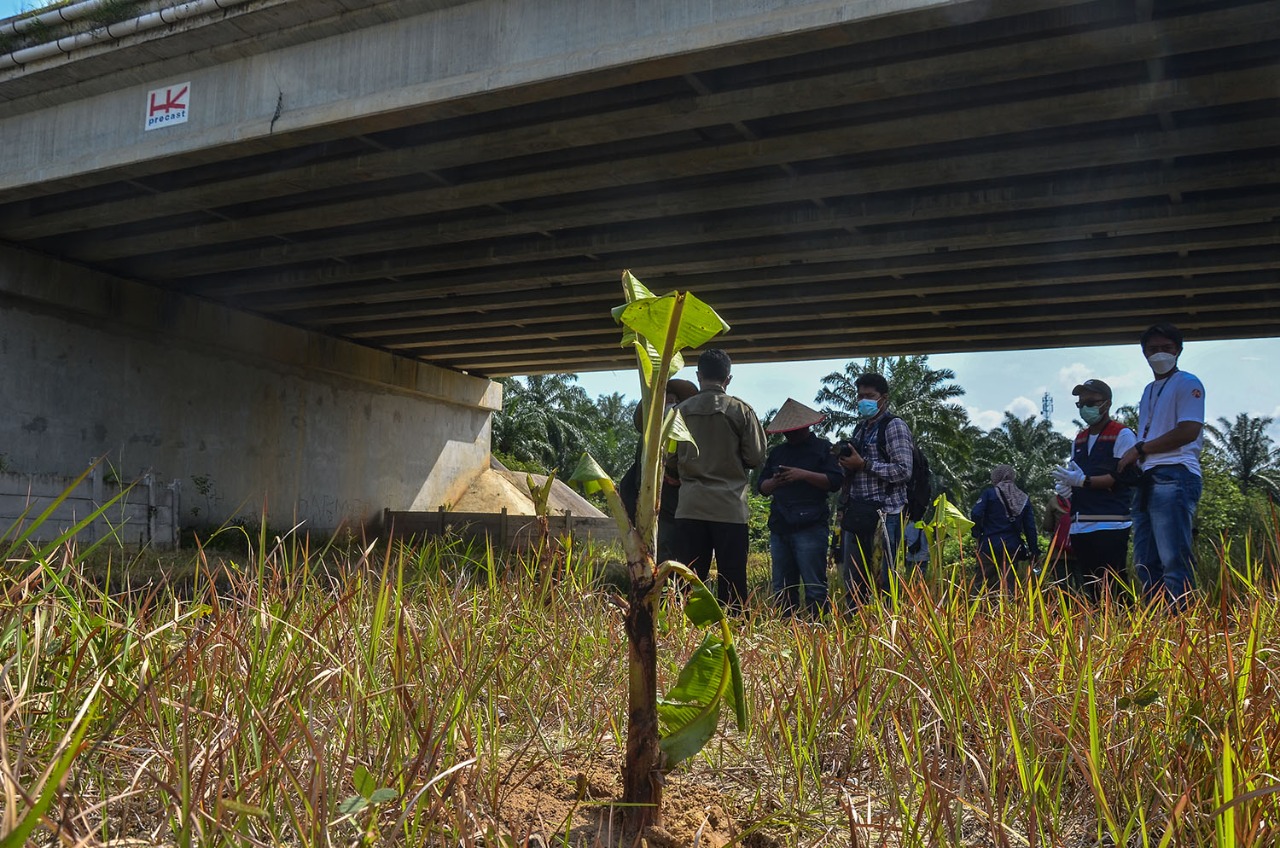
[{"xmin": 970, "ymin": 465, "xmax": 1041, "ymax": 590}]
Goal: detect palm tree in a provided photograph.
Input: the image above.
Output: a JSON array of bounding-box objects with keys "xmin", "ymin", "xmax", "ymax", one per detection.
[
  {"xmin": 492, "ymin": 374, "xmax": 597, "ymax": 474},
  {"xmin": 815, "ymin": 355, "xmax": 974, "ymax": 497},
  {"xmin": 586, "ymin": 391, "xmax": 640, "ymax": 479},
  {"xmin": 492, "ymin": 378, "xmax": 551, "ymax": 470},
  {"xmin": 1205, "ymin": 413, "xmax": 1280, "ymax": 497},
  {"xmin": 969, "ymin": 412, "xmax": 1071, "ymax": 501},
  {"xmin": 1112, "ymin": 403, "xmax": 1139, "ymax": 432}
]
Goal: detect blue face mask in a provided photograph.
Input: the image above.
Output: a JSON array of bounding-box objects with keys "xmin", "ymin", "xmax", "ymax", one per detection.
[
  {"xmin": 1079, "ymin": 405, "xmax": 1103, "ymax": 425},
  {"xmin": 857, "ymin": 399, "xmax": 880, "ymax": 418}
]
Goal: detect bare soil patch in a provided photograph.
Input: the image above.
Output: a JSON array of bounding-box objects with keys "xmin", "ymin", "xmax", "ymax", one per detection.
[{"xmin": 491, "ymin": 750, "xmax": 782, "ymax": 847}]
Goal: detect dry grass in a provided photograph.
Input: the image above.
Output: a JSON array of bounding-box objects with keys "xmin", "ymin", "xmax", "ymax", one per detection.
[{"xmin": 2, "ymin": 523, "xmax": 1279, "ymax": 847}]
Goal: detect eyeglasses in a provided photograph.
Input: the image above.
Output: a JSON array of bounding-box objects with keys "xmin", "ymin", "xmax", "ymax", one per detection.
[{"xmin": 1074, "ymin": 401, "xmax": 1106, "ymax": 408}]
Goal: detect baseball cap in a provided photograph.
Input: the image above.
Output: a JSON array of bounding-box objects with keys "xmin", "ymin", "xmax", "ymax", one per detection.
[{"xmin": 1071, "ymin": 379, "xmax": 1113, "ymax": 401}]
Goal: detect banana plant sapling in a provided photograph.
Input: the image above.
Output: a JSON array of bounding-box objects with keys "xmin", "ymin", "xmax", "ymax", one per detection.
[{"xmin": 569, "ymin": 271, "xmax": 746, "ymax": 831}]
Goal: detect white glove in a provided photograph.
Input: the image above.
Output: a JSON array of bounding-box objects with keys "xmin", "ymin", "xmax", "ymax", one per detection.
[
  {"xmin": 1054, "ymin": 480, "xmax": 1072, "ymax": 498},
  {"xmin": 1051, "ymin": 461, "xmax": 1085, "ymax": 488}
]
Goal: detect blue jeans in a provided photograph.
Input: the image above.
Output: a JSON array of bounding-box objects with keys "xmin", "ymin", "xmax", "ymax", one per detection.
[
  {"xmin": 842, "ymin": 511, "xmax": 903, "ymax": 602},
  {"xmin": 770, "ymin": 524, "xmax": 830, "ymax": 617},
  {"xmin": 903, "ymin": 521, "xmax": 929, "ymax": 570},
  {"xmin": 1132, "ymin": 464, "xmax": 1202, "ymax": 605}
]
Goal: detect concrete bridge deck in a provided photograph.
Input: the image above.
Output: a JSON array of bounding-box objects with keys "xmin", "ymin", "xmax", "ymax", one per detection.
[{"xmin": 2, "ymin": 0, "xmax": 1278, "ymax": 379}]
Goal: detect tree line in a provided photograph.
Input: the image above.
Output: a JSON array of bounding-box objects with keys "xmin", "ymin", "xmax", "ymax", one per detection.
[{"xmin": 492, "ymin": 357, "xmax": 1279, "ymax": 551}]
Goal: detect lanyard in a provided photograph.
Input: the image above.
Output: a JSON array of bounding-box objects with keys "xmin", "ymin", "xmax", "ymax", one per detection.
[
  {"xmin": 1141, "ymin": 373, "xmax": 1174, "ymax": 440},
  {"xmin": 854, "ymin": 419, "xmax": 882, "ymax": 455}
]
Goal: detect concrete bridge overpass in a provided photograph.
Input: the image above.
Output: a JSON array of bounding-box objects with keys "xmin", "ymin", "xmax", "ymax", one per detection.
[{"xmin": 1, "ymin": 0, "xmax": 1277, "ymax": 534}]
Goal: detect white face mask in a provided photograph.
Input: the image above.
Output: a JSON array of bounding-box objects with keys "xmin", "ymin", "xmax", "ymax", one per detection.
[{"xmin": 1147, "ymin": 352, "xmax": 1178, "ymax": 374}]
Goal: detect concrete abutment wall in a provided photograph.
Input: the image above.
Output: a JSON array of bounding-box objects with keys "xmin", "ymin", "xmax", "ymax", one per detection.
[{"xmin": 0, "ymin": 243, "xmax": 501, "ymax": 541}]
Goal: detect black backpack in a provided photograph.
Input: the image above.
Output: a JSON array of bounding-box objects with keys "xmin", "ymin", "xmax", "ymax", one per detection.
[{"xmin": 860, "ymin": 415, "xmax": 933, "ymax": 523}]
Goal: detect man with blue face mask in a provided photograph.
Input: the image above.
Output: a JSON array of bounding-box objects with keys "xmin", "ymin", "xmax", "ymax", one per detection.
[
  {"xmin": 1116, "ymin": 323, "xmax": 1205, "ymax": 607},
  {"xmin": 835, "ymin": 372, "xmax": 915, "ymax": 604},
  {"xmin": 1052, "ymin": 379, "xmax": 1140, "ymax": 601}
]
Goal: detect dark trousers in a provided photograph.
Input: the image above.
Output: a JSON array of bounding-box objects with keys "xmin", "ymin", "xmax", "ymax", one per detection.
[
  {"xmin": 976, "ymin": 536, "xmax": 1024, "ymax": 592},
  {"xmin": 656, "ymin": 515, "xmax": 680, "ymax": 565},
  {"xmin": 841, "ymin": 512, "xmax": 903, "ymax": 603},
  {"xmin": 677, "ymin": 518, "xmax": 750, "ymax": 610},
  {"xmin": 1068, "ymin": 529, "xmax": 1131, "ymax": 602}
]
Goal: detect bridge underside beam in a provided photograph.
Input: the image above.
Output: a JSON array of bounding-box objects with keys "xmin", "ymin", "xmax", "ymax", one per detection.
[{"xmin": 1, "ymin": 0, "xmax": 1277, "ymax": 375}]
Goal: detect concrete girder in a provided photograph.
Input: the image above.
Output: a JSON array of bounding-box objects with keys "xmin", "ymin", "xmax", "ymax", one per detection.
[
  {"xmin": 6, "ymin": 2, "xmax": 1274, "ymax": 241},
  {"xmin": 1, "ymin": 0, "xmax": 1277, "ymax": 377}
]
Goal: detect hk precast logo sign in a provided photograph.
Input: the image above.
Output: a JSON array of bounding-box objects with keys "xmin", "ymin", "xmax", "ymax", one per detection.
[{"xmin": 145, "ymin": 82, "xmax": 190, "ymax": 131}]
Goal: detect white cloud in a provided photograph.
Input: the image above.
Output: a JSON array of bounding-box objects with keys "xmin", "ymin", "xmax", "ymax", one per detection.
[
  {"xmin": 1057, "ymin": 363, "xmax": 1090, "ymax": 388},
  {"xmin": 1099, "ymin": 369, "xmax": 1148, "ymax": 395},
  {"xmin": 1055, "ymin": 361, "xmax": 1147, "ymax": 403},
  {"xmin": 1006, "ymin": 396, "xmax": 1040, "ymax": 419},
  {"xmin": 965, "ymin": 396, "xmax": 1054, "ymax": 434},
  {"xmin": 967, "ymin": 405, "xmax": 1004, "ymax": 430}
]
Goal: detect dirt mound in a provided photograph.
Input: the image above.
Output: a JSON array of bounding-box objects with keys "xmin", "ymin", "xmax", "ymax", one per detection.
[
  {"xmin": 450, "ymin": 461, "xmax": 606, "ymax": 518},
  {"xmin": 450, "ymin": 467, "xmax": 541, "ymax": 515},
  {"xmin": 493, "ymin": 751, "xmax": 781, "ymax": 847}
]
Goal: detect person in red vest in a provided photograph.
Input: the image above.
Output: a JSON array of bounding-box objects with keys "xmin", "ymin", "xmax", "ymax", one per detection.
[
  {"xmin": 1042, "ymin": 491, "xmax": 1073, "ymax": 581},
  {"xmin": 1052, "ymin": 379, "xmax": 1141, "ymax": 601}
]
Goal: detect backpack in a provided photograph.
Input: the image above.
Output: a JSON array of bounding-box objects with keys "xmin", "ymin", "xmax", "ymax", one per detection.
[{"xmin": 863, "ymin": 415, "xmax": 932, "ymax": 523}]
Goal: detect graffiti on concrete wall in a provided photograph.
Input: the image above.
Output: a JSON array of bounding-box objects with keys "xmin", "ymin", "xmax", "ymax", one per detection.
[{"xmin": 295, "ymin": 493, "xmax": 373, "ymax": 530}]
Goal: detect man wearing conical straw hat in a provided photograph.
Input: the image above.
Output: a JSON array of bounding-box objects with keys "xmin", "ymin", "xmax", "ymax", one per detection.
[{"xmin": 758, "ymin": 398, "xmax": 842, "ymax": 618}]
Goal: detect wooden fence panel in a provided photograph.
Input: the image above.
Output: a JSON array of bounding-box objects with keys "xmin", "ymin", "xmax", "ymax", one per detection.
[
  {"xmin": 383, "ymin": 508, "xmax": 618, "ymax": 549},
  {"xmin": 0, "ymin": 471, "xmax": 179, "ymax": 549}
]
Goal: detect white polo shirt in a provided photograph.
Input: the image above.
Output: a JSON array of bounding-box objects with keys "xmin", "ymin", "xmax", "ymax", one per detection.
[{"xmin": 1137, "ymin": 370, "xmax": 1205, "ymax": 477}]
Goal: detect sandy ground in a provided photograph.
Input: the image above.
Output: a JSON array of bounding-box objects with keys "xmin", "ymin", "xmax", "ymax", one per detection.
[{"xmin": 451, "ymin": 462, "xmax": 606, "ymax": 518}]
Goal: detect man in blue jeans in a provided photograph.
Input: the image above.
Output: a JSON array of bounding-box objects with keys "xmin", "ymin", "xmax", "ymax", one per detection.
[
  {"xmin": 836, "ymin": 373, "xmax": 915, "ymax": 604},
  {"xmin": 1118, "ymin": 323, "xmax": 1205, "ymax": 607},
  {"xmin": 758, "ymin": 399, "xmax": 842, "ymax": 617}
]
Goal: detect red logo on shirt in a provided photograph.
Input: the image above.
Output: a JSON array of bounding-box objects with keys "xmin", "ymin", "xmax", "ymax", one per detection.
[{"xmin": 1192, "ymin": 389, "xmax": 1202, "ymax": 398}]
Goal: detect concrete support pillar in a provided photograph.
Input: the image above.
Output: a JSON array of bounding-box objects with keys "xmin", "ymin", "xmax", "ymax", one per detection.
[{"xmin": 0, "ymin": 243, "xmax": 500, "ymax": 536}]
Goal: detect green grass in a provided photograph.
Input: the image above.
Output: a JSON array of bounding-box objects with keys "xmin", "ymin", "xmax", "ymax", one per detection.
[{"xmin": 2, "ymin": 524, "xmax": 1279, "ymax": 846}]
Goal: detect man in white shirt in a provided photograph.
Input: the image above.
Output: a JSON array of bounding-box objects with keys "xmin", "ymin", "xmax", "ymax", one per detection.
[{"xmin": 1118, "ymin": 323, "xmax": 1205, "ymax": 606}]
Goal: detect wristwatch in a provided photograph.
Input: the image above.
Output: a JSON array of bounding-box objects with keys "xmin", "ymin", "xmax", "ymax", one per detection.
[
  {"xmin": 1134, "ymin": 441, "xmax": 1146, "ymax": 459},
  {"xmin": 1083, "ymin": 476, "xmax": 1092, "ymax": 489}
]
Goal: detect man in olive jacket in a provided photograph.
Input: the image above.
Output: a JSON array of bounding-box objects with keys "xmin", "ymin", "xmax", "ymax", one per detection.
[{"xmin": 674, "ymin": 349, "xmax": 768, "ymax": 610}]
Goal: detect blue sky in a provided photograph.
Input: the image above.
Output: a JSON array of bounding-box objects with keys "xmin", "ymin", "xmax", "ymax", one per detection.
[
  {"xmin": 1, "ymin": 0, "xmax": 34, "ymax": 17},
  {"xmin": 574, "ymin": 337, "xmax": 1280, "ymax": 441}
]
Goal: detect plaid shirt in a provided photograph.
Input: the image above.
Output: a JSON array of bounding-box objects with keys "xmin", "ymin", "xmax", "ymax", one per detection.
[{"xmin": 842, "ymin": 413, "xmax": 914, "ymax": 514}]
